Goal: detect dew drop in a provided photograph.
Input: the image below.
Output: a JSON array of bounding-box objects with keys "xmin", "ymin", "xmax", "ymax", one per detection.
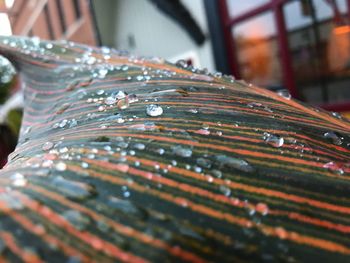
[
  {"xmin": 175, "ymin": 59, "xmax": 188, "ymax": 69},
  {"xmin": 331, "ymin": 112, "xmax": 342, "ymax": 119},
  {"xmin": 87, "ymin": 153, "xmax": 95, "ymax": 159},
  {"xmin": 196, "ymin": 158, "xmax": 212, "ymax": 169},
  {"xmin": 136, "ymin": 75, "xmax": 144, "ymax": 81},
  {"xmin": 97, "ymin": 68, "xmax": 108, "ymax": 79},
  {"xmin": 52, "ymin": 176, "xmax": 96, "ymax": 200},
  {"xmin": 214, "ymin": 72, "xmax": 223, "ymax": 78},
  {"xmin": 149, "ymin": 88, "xmax": 188, "ymax": 97},
  {"xmin": 105, "ymin": 96, "xmax": 116, "ymax": 105},
  {"xmin": 156, "ymin": 148, "xmax": 165, "ymax": 155},
  {"xmin": 324, "ymin": 131, "xmax": 343, "ymax": 145},
  {"xmin": 55, "ymin": 161, "xmax": 67, "ymax": 171},
  {"xmin": 206, "ymin": 175, "xmax": 214, "ymax": 183},
  {"xmin": 219, "ymin": 185, "xmax": 231, "ymax": 196},
  {"xmin": 81, "ymin": 162, "xmax": 89, "ymax": 169},
  {"xmin": 86, "ymin": 56, "xmax": 96, "ymax": 65},
  {"xmin": 263, "ymin": 132, "xmax": 284, "ymax": 148},
  {"xmin": 216, "ymin": 155, "xmax": 254, "ymax": 172},
  {"xmin": 255, "ymin": 202, "xmax": 269, "ymax": 215},
  {"xmin": 195, "ymin": 129, "xmax": 210, "ymax": 135},
  {"xmin": 0, "ymin": 55, "xmax": 16, "ymax": 84},
  {"xmin": 146, "ymin": 104, "xmax": 163, "ymax": 117},
  {"xmin": 62, "ymin": 210, "xmax": 90, "ymax": 231},
  {"xmin": 24, "ymin": 126, "xmax": 32, "ymax": 134},
  {"xmin": 176, "ymin": 222, "xmax": 205, "ymax": 241},
  {"xmin": 42, "ymin": 141, "xmax": 54, "ymax": 151},
  {"xmin": 0, "ymin": 192, "xmax": 24, "ymax": 210},
  {"xmin": 247, "ymin": 102, "xmax": 262, "ymax": 108},
  {"xmin": 127, "ymin": 94, "xmax": 138, "ymax": 103},
  {"xmin": 10, "ymin": 173, "xmax": 27, "ymax": 187},
  {"xmin": 115, "ymin": 91, "xmax": 126, "ymax": 99},
  {"xmin": 117, "ymin": 97, "xmax": 129, "ymax": 109},
  {"xmin": 323, "ymin": 161, "xmax": 344, "ymax": 175},
  {"xmin": 97, "ymin": 89, "xmax": 105, "ymax": 95},
  {"xmin": 59, "ymin": 147, "xmax": 69, "ymax": 154},
  {"xmin": 107, "ymin": 196, "xmax": 148, "ymax": 219},
  {"xmin": 56, "ymin": 103, "xmax": 70, "ymax": 114},
  {"xmin": 98, "ymin": 105, "xmax": 106, "ymax": 112},
  {"xmin": 172, "ymin": 145, "xmax": 192, "ymax": 158},
  {"xmin": 194, "ymin": 166, "xmax": 202, "ymax": 173},
  {"xmin": 59, "ymin": 119, "xmax": 68, "ymax": 128},
  {"xmin": 216, "ymin": 131, "xmax": 223, "ymax": 136},
  {"xmin": 211, "ymin": 169, "xmax": 222, "ymax": 178},
  {"xmin": 276, "ymin": 89, "xmax": 291, "ymax": 99},
  {"xmin": 103, "ymin": 145, "xmax": 112, "ymax": 151},
  {"xmin": 175, "ymin": 197, "xmax": 188, "ymax": 207},
  {"xmin": 45, "ymin": 43, "xmax": 53, "ymax": 49},
  {"xmin": 133, "ymin": 143, "xmax": 145, "ymax": 150}
]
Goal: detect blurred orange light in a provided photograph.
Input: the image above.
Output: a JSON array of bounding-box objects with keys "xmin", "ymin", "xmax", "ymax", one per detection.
[{"xmin": 334, "ymin": 25, "xmax": 350, "ymax": 35}]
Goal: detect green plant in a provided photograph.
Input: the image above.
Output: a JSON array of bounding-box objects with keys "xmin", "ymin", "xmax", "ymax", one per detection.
[{"xmin": 0, "ymin": 36, "xmax": 349, "ymax": 262}]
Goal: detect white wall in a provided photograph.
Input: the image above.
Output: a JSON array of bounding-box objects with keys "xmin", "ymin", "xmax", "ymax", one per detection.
[
  {"xmin": 111, "ymin": 0, "xmax": 215, "ymax": 71},
  {"xmin": 93, "ymin": 0, "xmax": 117, "ymax": 47}
]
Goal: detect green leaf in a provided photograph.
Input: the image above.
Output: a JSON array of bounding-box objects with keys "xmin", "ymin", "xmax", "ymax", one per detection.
[{"xmin": 0, "ymin": 36, "xmax": 349, "ymax": 262}]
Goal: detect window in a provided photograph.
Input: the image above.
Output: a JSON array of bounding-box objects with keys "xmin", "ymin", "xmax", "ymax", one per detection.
[
  {"xmin": 284, "ymin": 0, "xmax": 350, "ymax": 103},
  {"xmin": 226, "ymin": 0, "xmax": 271, "ymax": 17},
  {"xmin": 232, "ymin": 12, "xmax": 283, "ymax": 87}
]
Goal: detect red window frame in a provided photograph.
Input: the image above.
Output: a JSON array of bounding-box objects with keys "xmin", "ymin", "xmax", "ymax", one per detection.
[{"xmin": 218, "ymin": 0, "xmax": 350, "ymax": 112}]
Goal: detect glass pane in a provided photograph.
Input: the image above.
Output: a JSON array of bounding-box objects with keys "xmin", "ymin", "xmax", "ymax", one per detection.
[
  {"xmin": 285, "ymin": 0, "xmax": 348, "ymax": 29},
  {"xmin": 226, "ymin": 0, "xmax": 271, "ymax": 18},
  {"xmin": 284, "ymin": 0, "xmax": 350, "ymax": 104},
  {"xmin": 232, "ymin": 12, "xmax": 283, "ymax": 88}
]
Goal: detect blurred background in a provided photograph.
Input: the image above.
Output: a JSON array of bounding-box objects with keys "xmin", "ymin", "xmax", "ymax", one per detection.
[{"xmin": 1, "ymin": 0, "xmax": 350, "ymax": 110}]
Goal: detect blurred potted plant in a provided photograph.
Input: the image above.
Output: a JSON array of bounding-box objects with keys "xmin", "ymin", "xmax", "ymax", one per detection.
[{"xmin": 0, "ymin": 55, "xmax": 22, "ymax": 167}]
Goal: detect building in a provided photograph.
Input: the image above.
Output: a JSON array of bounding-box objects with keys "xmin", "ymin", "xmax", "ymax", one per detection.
[{"xmin": 0, "ymin": 0, "xmax": 98, "ymax": 45}]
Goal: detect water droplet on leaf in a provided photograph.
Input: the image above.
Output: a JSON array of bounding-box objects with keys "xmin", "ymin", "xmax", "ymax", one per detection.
[
  {"xmin": 323, "ymin": 161, "xmax": 344, "ymax": 175},
  {"xmin": 324, "ymin": 131, "xmax": 343, "ymax": 145},
  {"xmin": 52, "ymin": 176, "xmax": 96, "ymax": 200},
  {"xmin": 42, "ymin": 141, "xmax": 54, "ymax": 151},
  {"xmin": 10, "ymin": 173, "xmax": 27, "ymax": 187},
  {"xmin": 117, "ymin": 97, "xmax": 129, "ymax": 109},
  {"xmin": 219, "ymin": 185, "xmax": 231, "ymax": 196},
  {"xmin": 146, "ymin": 104, "xmax": 163, "ymax": 117},
  {"xmin": 105, "ymin": 96, "xmax": 116, "ymax": 105},
  {"xmin": 107, "ymin": 196, "xmax": 148, "ymax": 219},
  {"xmin": 172, "ymin": 145, "xmax": 192, "ymax": 158},
  {"xmin": 62, "ymin": 210, "xmax": 90, "ymax": 231},
  {"xmin": 216, "ymin": 155, "xmax": 254, "ymax": 172},
  {"xmin": 277, "ymin": 89, "xmax": 291, "ymax": 99},
  {"xmin": 263, "ymin": 132, "xmax": 284, "ymax": 148},
  {"xmin": 55, "ymin": 161, "xmax": 67, "ymax": 171}
]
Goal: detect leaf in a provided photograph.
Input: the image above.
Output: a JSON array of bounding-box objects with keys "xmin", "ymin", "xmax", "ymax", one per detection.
[{"xmin": 0, "ymin": 36, "xmax": 349, "ymax": 262}]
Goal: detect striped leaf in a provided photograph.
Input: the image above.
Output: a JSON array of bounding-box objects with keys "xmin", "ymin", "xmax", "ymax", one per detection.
[{"xmin": 0, "ymin": 36, "xmax": 349, "ymax": 262}]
